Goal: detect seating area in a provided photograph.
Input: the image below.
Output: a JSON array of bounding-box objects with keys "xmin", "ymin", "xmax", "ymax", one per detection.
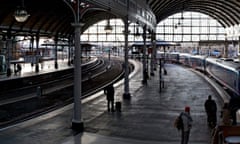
[{"xmin": 212, "ymin": 125, "xmax": 240, "ymax": 144}]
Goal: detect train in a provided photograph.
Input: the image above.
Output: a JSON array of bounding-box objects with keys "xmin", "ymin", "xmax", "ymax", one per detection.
[
  {"xmin": 0, "ymin": 55, "xmax": 6, "ymax": 75},
  {"xmin": 161, "ymin": 52, "xmax": 240, "ymax": 98}
]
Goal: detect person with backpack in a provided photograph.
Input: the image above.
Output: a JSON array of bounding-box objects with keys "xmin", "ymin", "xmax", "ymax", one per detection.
[
  {"xmin": 204, "ymin": 95, "xmax": 217, "ymax": 128},
  {"xmin": 178, "ymin": 106, "xmax": 193, "ymax": 144}
]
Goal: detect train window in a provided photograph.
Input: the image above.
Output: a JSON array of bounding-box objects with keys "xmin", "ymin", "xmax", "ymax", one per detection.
[
  {"xmin": 234, "ymin": 59, "xmax": 240, "ymax": 63},
  {"xmin": 220, "ymin": 58, "xmax": 234, "ymax": 61}
]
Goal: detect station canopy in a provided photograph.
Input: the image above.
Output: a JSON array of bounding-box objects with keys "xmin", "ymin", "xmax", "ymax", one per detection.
[{"xmin": 0, "ymin": 0, "xmax": 239, "ymax": 38}]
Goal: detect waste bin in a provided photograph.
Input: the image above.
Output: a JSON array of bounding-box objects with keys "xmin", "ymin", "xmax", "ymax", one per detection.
[
  {"xmin": 236, "ymin": 109, "xmax": 240, "ymax": 125},
  {"xmin": 37, "ymin": 86, "xmax": 42, "ymax": 97},
  {"xmin": 115, "ymin": 101, "xmax": 121, "ymax": 112}
]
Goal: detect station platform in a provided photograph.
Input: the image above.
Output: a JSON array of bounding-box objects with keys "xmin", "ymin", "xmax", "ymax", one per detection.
[
  {"xmin": 0, "ymin": 58, "xmax": 72, "ymax": 80},
  {"xmin": 0, "ymin": 59, "xmax": 224, "ymax": 144}
]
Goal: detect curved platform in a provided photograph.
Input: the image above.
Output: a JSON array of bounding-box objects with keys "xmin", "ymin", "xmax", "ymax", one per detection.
[{"xmin": 0, "ymin": 60, "xmax": 225, "ymax": 144}]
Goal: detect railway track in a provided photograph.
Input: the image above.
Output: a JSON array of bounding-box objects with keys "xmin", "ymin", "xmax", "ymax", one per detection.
[
  {"xmin": 0, "ymin": 58, "xmax": 103, "ymax": 101},
  {"xmin": 0, "ymin": 57, "xmax": 130, "ymax": 128}
]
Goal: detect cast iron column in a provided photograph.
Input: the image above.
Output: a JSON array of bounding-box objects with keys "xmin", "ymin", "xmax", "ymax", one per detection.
[
  {"xmin": 72, "ymin": 22, "xmax": 84, "ymax": 131},
  {"xmin": 224, "ymin": 34, "xmax": 228, "ymax": 58},
  {"xmin": 123, "ymin": 17, "xmax": 131, "ymax": 99},
  {"xmin": 150, "ymin": 31, "xmax": 155, "ymax": 76},
  {"xmin": 153, "ymin": 32, "xmax": 157, "ymax": 71},
  {"xmin": 35, "ymin": 35, "xmax": 39, "ymax": 72},
  {"xmin": 63, "ymin": 0, "xmax": 84, "ymax": 131},
  {"xmin": 54, "ymin": 36, "xmax": 58, "ymax": 69},
  {"xmin": 142, "ymin": 25, "xmax": 147, "ymax": 84}
]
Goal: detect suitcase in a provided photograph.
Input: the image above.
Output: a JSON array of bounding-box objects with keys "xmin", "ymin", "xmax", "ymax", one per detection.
[{"xmin": 115, "ymin": 101, "xmax": 121, "ymax": 112}]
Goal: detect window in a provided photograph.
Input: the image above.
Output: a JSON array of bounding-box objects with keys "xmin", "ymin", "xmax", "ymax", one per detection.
[
  {"xmin": 81, "ymin": 12, "xmax": 226, "ymax": 47},
  {"xmin": 156, "ymin": 12, "xmax": 226, "ymax": 42}
]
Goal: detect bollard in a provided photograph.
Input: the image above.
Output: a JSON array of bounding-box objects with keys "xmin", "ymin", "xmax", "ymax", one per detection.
[{"xmin": 37, "ymin": 86, "xmax": 42, "ymax": 97}]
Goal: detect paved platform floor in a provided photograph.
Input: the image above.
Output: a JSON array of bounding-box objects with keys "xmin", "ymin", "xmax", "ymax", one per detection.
[{"xmin": 0, "ymin": 60, "xmax": 224, "ymax": 144}]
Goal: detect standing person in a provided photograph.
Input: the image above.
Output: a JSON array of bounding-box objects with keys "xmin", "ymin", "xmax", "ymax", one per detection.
[
  {"xmin": 104, "ymin": 84, "xmax": 115, "ymax": 112},
  {"xmin": 204, "ymin": 95, "xmax": 217, "ymax": 128},
  {"xmin": 180, "ymin": 106, "xmax": 193, "ymax": 144},
  {"xmin": 17, "ymin": 64, "xmax": 22, "ymax": 75}
]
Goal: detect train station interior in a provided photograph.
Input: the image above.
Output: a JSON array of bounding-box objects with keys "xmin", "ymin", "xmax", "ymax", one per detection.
[{"xmin": 1, "ymin": 0, "xmax": 240, "ymax": 144}]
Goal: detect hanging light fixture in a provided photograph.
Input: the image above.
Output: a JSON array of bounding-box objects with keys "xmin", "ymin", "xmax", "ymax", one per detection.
[
  {"xmin": 104, "ymin": 18, "xmax": 113, "ymax": 34},
  {"xmin": 14, "ymin": 0, "xmax": 30, "ymax": 22},
  {"xmin": 104, "ymin": 0, "xmax": 112, "ymax": 34}
]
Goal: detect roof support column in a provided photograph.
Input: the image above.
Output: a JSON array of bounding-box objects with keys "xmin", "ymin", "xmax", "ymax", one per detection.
[
  {"xmin": 68, "ymin": 36, "xmax": 72, "ymax": 66},
  {"xmin": 63, "ymin": 0, "xmax": 84, "ymax": 131},
  {"xmin": 142, "ymin": 25, "xmax": 148, "ymax": 84},
  {"xmin": 30, "ymin": 36, "xmax": 34, "ymax": 68},
  {"xmin": 123, "ymin": 17, "xmax": 131, "ymax": 99},
  {"xmin": 239, "ymin": 36, "xmax": 240, "ymax": 61},
  {"xmin": 6, "ymin": 34, "xmax": 12, "ymax": 77},
  {"xmin": 224, "ymin": 34, "xmax": 228, "ymax": 58},
  {"xmin": 54, "ymin": 35, "xmax": 59, "ymax": 69},
  {"xmin": 123, "ymin": 0, "xmax": 131, "ymax": 100},
  {"xmin": 72, "ymin": 22, "xmax": 84, "ymax": 131},
  {"xmin": 35, "ymin": 34, "xmax": 40, "ymax": 72},
  {"xmin": 150, "ymin": 31, "xmax": 156, "ymax": 76}
]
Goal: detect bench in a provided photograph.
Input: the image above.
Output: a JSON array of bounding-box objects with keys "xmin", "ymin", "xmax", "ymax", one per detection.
[{"xmin": 211, "ymin": 125, "xmax": 240, "ymax": 144}]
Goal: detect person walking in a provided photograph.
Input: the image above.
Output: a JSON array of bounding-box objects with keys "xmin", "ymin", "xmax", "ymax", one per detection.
[
  {"xmin": 104, "ymin": 84, "xmax": 115, "ymax": 112},
  {"xmin": 180, "ymin": 106, "xmax": 193, "ymax": 144},
  {"xmin": 204, "ymin": 95, "xmax": 217, "ymax": 128}
]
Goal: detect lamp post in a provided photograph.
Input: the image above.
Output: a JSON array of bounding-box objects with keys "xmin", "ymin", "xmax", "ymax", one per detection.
[{"xmin": 63, "ymin": 0, "xmax": 84, "ymax": 131}]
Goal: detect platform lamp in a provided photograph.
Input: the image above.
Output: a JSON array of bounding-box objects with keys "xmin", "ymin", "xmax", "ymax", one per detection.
[{"xmin": 14, "ymin": 0, "xmax": 30, "ymax": 23}]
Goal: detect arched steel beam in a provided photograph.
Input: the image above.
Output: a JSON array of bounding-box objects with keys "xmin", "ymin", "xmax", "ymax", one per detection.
[
  {"xmin": 158, "ymin": 8, "xmax": 226, "ymax": 28},
  {"xmin": 157, "ymin": 3, "xmax": 233, "ymax": 27},
  {"xmin": 152, "ymin": 0, "xmax": 171, "ymax": 12},
  {"xmin": 186, "ymin": 7, "xmax": 227, "ymax": 27},
  {"xmin": 187, "ymin": 2, "xmax": 236, "ymax": 26},
  {"xmin": 53, "ymin": 15, "xmax": 72, "ymax": 36},
  {"xmin": 189, "ymin": 1, "xmax": 239, "ymax": 25},
  {"xmin": 152, "ymin": 0, "xmax": 239, "ymax": 27},
  {"xmin": 36, "ymin": 13, "xmax": 57, "ymax": 35}
]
